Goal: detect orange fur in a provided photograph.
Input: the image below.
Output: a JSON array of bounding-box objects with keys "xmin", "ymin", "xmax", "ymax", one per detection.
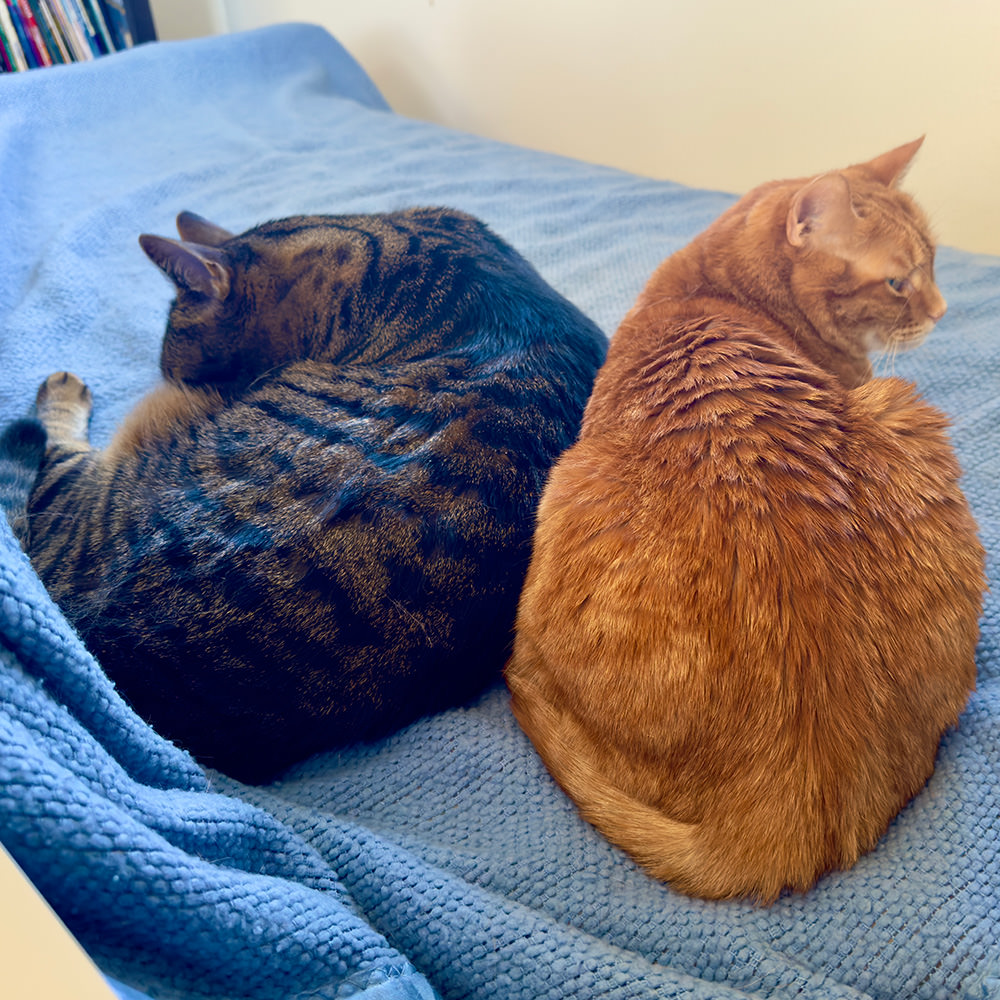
[
  {"xmin": 105, "ymin": 381, "xmax": 223, "ymax": 459},
  {"xmin": 506, "ymin": 139, "xmax": 985, "ymax": 902}
]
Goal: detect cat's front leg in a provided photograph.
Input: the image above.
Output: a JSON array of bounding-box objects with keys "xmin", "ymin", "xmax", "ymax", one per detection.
[{"xmin": 36, "ymin": 372, "xmax": 93, "ymax": 450}]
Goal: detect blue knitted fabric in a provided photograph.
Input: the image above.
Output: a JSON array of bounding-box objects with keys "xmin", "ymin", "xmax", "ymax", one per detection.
[{"xmin": 0, "ymin": 24, "xmax": 997, "ymax": 1000}]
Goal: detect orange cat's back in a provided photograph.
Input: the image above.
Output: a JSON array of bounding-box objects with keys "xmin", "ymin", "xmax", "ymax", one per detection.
[{"xmin": 506, "ymin": 140, "xmax": 985, "ymax": 902}]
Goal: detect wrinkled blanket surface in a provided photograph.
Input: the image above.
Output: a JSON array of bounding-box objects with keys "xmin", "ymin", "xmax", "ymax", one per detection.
[{"xmin": 0, "ymin": 23, "xmax": 997, "ymax": 1000}]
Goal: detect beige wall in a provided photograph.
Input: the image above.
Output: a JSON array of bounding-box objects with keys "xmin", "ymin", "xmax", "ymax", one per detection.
[
  {"xmin": 156, "ymin": 0, "xmax": 1000, "ymax": 255},
  {"xmin": 0, "ymin": 846, "xmax": 117, "ymax": 999},
  {"xmin": 150, "ymin": 0, "xmax": 226, "ymax": 39}
]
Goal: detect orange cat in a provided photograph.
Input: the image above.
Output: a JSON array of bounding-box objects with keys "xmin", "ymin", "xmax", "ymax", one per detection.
[{"xmin": 505, "ymin": 138, "xmax": 986, "ymax": 902}]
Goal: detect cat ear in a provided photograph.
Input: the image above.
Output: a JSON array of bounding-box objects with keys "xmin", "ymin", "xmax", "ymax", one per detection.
[
  {"xmin": 786, "ymin": 173, "xmax": 858, "ymax": 250},
  {"xmin": 175, "ymin": 211, "xmax": 235, "ymax": 247},
  {"xmin": 139, "ymin": 234, "xmax": 232, "ymax": 301},
  {"xmin": 854, "ymin": 136, "xmax": 924, "ymax": 187}
]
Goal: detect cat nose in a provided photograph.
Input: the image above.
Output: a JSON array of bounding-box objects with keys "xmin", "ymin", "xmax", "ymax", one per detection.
[{"xmin": 927, "ymin": 287, "xmax": 947, "ymax": 323}]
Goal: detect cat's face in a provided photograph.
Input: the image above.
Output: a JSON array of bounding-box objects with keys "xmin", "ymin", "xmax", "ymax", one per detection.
[
  {"xmin": 850, "ymin": 222, "xmax": 945, "ymax": 354},
  {"xmin": 792, "ymin": 188, "xmax": 945, "ymax": 356},
  {"xmin": 782, "ymin": 139, "xmax": 946, "ymax": 363}
]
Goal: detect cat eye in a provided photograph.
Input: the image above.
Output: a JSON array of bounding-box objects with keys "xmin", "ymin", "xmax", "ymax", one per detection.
[{"xmin": 886, "ymin": 276, "xmax": 911, "ymax": 294}]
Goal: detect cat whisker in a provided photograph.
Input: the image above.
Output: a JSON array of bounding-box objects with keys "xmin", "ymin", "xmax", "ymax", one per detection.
[
  {"xmin": 629, "ymin": 290, "xmax": 684, "ymax": 317},
  {"xmin": 873, "ymin": 338, "xmax": 901, "ymax": 378},
  {"xmin": 247, "ymin": 364, "xmax": 285, "ymax": 390},
  {"xmin": 871, "ymin": 301, "xmax": 914, "ymax": 377}
]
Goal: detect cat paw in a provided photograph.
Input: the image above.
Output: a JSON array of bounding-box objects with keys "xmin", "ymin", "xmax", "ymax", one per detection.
[{"xmin": 35, "ymin": 372, "xmax": 92, "ymax": 444}]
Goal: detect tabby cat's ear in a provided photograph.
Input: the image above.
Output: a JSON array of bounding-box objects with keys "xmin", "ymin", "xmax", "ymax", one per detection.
[
  {"xmin": 175, "ymin": 211, "xmax": 235, "ymax": 247},
  {"xmin": 786, "ymin": 173, "xmax": 857, "ymax": 250},
  {"xmin": 854, "ymin": 136, "xmax": 924, "ymax": 187},
  {"xmin": 139, "ymin": 235, "xmax": 232, "ymax": 301}
]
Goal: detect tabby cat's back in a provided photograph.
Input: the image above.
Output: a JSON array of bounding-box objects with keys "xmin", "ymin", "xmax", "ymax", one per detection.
[
  {"xmin": 506, "ymin": 139, "xmax": 985, "ymax": 902},
  {"xmin": 15, "ymin": 207, "xmax": 607, "ymax": 783}
]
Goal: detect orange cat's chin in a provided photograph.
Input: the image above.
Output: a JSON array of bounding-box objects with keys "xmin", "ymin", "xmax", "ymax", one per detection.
[
  {"xmin": 864, "ymin": 325, "xmax": 932, "ymax": 353},
  {"xmin": 893, "ymin": 327, "xmax": 933, "ymax": 348}
]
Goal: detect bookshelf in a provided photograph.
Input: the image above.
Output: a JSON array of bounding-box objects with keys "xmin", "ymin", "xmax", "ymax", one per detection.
[{"xmin": 0, "ymin": 1, "xmax": 156, "ymax": 71}]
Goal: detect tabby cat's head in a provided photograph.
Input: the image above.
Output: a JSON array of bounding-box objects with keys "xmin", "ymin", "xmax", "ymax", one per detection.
[{"xmin": 139, "ymin": 208, "xmax": 490, "ymax": 389}]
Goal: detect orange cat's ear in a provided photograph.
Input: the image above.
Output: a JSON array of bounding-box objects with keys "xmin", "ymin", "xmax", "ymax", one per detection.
[
  {"xmin": 854, "ymin": 136, "xmax": 925, "ymax": 187},
  {"xmin": 786, "ymin": 173, "xmax": 857, "ymax": 250}
]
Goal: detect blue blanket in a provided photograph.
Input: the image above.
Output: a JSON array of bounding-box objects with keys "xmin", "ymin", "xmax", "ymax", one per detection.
[{"xmin": 0, "ymin": 24, "xmax": 997, "ymax": 1000}]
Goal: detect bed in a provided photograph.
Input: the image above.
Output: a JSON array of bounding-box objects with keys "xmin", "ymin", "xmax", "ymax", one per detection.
[{"xmin": 0, "ymin": 23, "xmax": 997, "ymax": 1000}]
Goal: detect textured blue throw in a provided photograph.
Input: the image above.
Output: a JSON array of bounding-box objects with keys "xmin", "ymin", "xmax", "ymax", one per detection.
[{"xmin": 0, "ymin": 23, "xmax": 997, "ymax": 1000}]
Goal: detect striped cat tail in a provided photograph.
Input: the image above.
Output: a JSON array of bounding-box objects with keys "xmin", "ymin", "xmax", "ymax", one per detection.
[{"xmin": 0, "ymin": 417, "xmax": 46, "ymax": 549}]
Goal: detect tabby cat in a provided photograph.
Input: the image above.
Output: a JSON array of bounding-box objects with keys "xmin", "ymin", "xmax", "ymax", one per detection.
[
  {"xmin": 505, "ymin": 139, "xmax": 986, "ymax": 902},
  {"xmin": 2, "ymin": 207, "xmax": 606, "ymax": 783}
]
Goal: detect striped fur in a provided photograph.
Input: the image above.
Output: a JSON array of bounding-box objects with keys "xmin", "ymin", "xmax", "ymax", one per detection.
[
  {"xmin": 0, "ymin": 416, "xmax": 46, "ymax": 549},
  {"xmin": 13, "ymin": 207, "xmax": 607, "ymax": 782}
]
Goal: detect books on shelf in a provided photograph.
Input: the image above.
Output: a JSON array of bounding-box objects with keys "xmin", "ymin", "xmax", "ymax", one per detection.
[{"xmin": 0, "ymin": 1, "xmax": 138, "ymax": 71}]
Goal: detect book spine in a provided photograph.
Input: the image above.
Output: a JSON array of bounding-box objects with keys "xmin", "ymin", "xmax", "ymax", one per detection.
[
  {"xmin": 17, "ymin": 0, "xmax": 53, "ymax": 65},
  {"xmin": 33, "ymin": 0, "xmax": 71, "ymax": 63},
  {"xmin": 20, "ymin": 0, "xmax": 57, "ymax": 64},
  {"xmin": 81, "ymin": 0, "xmax": 111, "ymax": 53},
  {"xmin": 68, "ymin": 0, "xmax": 101, "ymax": 56},
  {"xmin": 5, "ymin": 1, "xmax": 37, "ymax": 67},
  {"xmin": 47, "ymin": 0, "xmax": 79, "ymax": 59},
  {"xmin": 97, "ymin": 0, "xmax": 131, "ymax": 50},
  {"xmin": 0, "ymin": 5, "xmax": 22, "ymax": 70},
  {"xmin": 48, "ymin": 0, "xmax": 91, "ymax": 60}
]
